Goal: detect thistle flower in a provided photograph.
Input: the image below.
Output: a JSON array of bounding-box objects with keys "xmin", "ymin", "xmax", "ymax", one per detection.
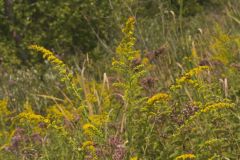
[
  {"xmin": 4, "ymin": 128, "xmax": 26, "ymax": 153},
  {"xmin": 182, "ymin": 103, "xmax": 199, "ymax": 119},
  {"xmin": 131, "ymin": 57, "xmax": 142, "ymax": 67},
  {"xmin": 199, "ymin": 59, "xmax": 210, "ymax": 66},
  {"xmin": 31, "ymin": 133, "xmax": 43, "ymax": 144},
  {"xmin": 108, "ymin": 136, "xmax": 126, "ymax": 160},
  {"xmin": 146, "ymin": 44, "xmax": 167, "ymax": 62},
  {"xmin": 141, "ymin": 76, "xmax": 156, "ymax": 91}
]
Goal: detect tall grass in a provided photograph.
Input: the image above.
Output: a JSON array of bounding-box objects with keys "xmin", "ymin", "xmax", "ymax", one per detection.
[{"xmin": 1, "ymin": 1, "xmax": 240, "ymax": 159}]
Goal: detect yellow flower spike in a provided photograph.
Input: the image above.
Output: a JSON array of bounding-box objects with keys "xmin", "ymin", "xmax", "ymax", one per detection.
[
  {"xmin": 122, "ymin": 16, "xmax": 135, "ymax": 34},
  {"xmin": 82, "ymin": 140, "xmax": 94, "ymax": 149},
  {"xmin": 89, "ymin": 114, "xmax": 109, "ymax": 127},
  {"xmin": 203, "ymin": 138, "xmax": 222, "ymax": 146},
  {"xmin": 130, "ymin": 157, "xmax": 138, "ymax": 160},
  {"xmin": 28, "ymin": 45, "xmax": 69, "ymax": 80},
  {"xmin": 171, "ymin": 66, "xmax": 209, "ymax": 90},
  {"xmin": 29, "ymin": 44, "xmax": 82, "ymax": 101},
  {"xmin": 15, "ymin": 112, "xmax": 50, "ymax": 125},
  {"xmin": 177, "ymin": 66, "xmax": 209, "ymax": 84},
  {"xmin": 175, "ymin": 153, "xmax": 196, "ymax": 160},
  {"xmin": 115, "ymin": 17, "xmax": 136, "ymax": 59},
  {"xmin": 147, "ymin": 93, "xmax": 170, "ymax": 105},
  {"xmin": 82, "ymin": 123, "xmax": 96, "ymax": 131},
  {"xmin": 82, "ymin": 123, "xmax": 97, "ymax": 136},
  {"xmin": 173, "ymin": 101, "xmax": 234, "ymax": 138},
  {"xmin": 0, "ymin": 99, "xmax": 10, "ymax": 116},
  {"xmin": 82, "ymin": 123, "xmax": 103, "ymax": 139},
  {"xmin": 200, "ymin": 102, "xmax": 234, "ymax": 113},
  {"xmin": 82, "ymin": 141, "xmax": 97, "ymax": 159},
  {"xmin": 46, "ymin": 105, "xmax": 75, "ymax": 122}
]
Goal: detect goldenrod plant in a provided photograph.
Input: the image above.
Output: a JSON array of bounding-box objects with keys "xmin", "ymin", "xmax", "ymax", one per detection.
[
  {"xmin": 28, "ymin": 45, "xmax": 82, "ymax": 101},
  {"xmin": 1, "ymin": 2, "xmax": 240, "ymax": 159}
]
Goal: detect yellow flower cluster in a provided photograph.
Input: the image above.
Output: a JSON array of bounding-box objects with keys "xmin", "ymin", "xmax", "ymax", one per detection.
[
  {"xmin": 82, "ymin": 123, "xmax": 101, "ymax": 138},
  {"xmin": 86, "ymin": 93, "xmax": 98, "ymax": 103},
  {"xmin": 28, "ymin": 45, "xmax": 71, "ymax": 81},
  {"xmin": 28, "ymin": 45, "xmax": 64, "ymax": 66},
  {"xmin": 28, "ymin": 45, "xmax": 82, "ymax": 101},
  {"xmin": 13, "ymin": 101, "xmax": 50, "ymax": 127},
  {"xmin": 171, "ymin": 66, "xmax": 209, "ymax": 90},
  {"xmin": 200, "ymin": 102, "xmax": 234, "ymax": 113},
  {"xmin": 81, "ymin": 140, "xmax": 97, "ymax": 159},
  {"xmin": 122, "ymin": 17, "xmax": 135, "ymax": 35},
  {"xmin": 173, "ymin": 101, "xmax": 234, "ymax": 138},
  {"xmin": 82, "ymin": 140, "xmax": 95, "ymax": 150},
  {"xmin": 83, "ymin": 123, "xmax": 96, "ymax": 130},
  {"xmin": 177, "ymin": 66, "xmax": 209, "ymax": 84},
  {"xmin": 0, "ymin": 99, "xmax": 10, "ymax": 116},
  {"xmin": 47, "ymin": 105, "xmax": 74, "ymax": 122},
  {"xmin": 147, "ymin": 93, "xmax": 170, "ymax": 105},
  {"xmin": 203, "ymin": 138, "xmax": 223, "ymax": 146},
  {"xmin": 15, "ymin": 112, "xmax": 50, "ymax": 124},
  {"xmin": 115, "ymin": 17, "xmax": 139, "ymax": 63},
  {"xmin": 89, "ymin": 114, "xmax": 109, "ymax": 127},
  {"xmin": 210, "ymin": 26, "xmax": 235, "ymax": 65},
  {"xmin": 175, "ymin": 153, "xmax": 196, "ymax": 160}
]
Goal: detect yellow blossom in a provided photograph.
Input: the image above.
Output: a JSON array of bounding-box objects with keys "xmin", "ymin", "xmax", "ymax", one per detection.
[
  {"xmin": 0, "ymin": 99, "xmax": 10, "ymax": 116},
  {"xmin": 173, "ymin": 101, "xmax": 234, "ymax": 138},
  {"xmin": 200, "ymin": 102, "xmax": 234, "ymax": 113},
  {"xmin": 82, "ymin": 140, "xmax": 97, "ymax": 159},
  {"xmin": 82, "ymin": 123, "xmax": 102, "ymax": 138},
  {"xmin": 171, "ymin": 66, "xmax": 209, "ymax": 90},
  {"xmin": 28, "ymin": 45, "xmax": 82, "ymax": 100},
  {"xmin": 130, "ymin": 157, "xmax": 138, "ymax": 160},
  {"xmin": 176, "ymin": 66, "xmax": 209, "ymax": 85},
  {"xmin": 147, "ymin": 93, "xmax": 170, "ymax": 105},
  {"xmin": 175, "ymin": 153, "xmax": 196, "ymax": 160},
  {"xmin": 47, "ymin": 105, "xmax": 75, "ymax": 121},
  {"xmin": 13, "ymin": 102, "xmax": 50, "ymax": 125},
  {"xmin": 83, "ymin": 123, "xmax": 96, "ymax": 130},
  {"xmin": 82, "ymin": 141, "xmax": 94, "ymax": 149},
  {"xmin": 89, "ymin": 114, "xmax": 109, "ymax": 127},
  {"xmin": 203, "ymin": 138, "xmax": 224, "ymax": 147},
  {"xmin": 114, "ymin": 17, "xmax": 137, "ymax": 63},
  {"xmin": 28, "ymin": 45, "xmax": 71, "ymax": 81},
  {"xmin": 15, "ymin": 112, "xmax": 50, "ymax": 124}
]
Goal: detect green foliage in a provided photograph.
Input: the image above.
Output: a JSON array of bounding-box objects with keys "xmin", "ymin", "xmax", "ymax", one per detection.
[
  {"xmin": 169, "ymin": 0, "xmax": 221, "ymax": 16},
  {"xmin": 1, "ymin": 1, "xmax": 240, "ymax": 160},
  {"xmin": 0, "ymin": 0, "xmax": 119, "ymax": 65}
]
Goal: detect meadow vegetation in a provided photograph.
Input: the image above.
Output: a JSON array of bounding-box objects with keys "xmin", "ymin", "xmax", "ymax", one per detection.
[{"xmin": 1, "ymin": 0, "xmax": 240, "ymax": 159}]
